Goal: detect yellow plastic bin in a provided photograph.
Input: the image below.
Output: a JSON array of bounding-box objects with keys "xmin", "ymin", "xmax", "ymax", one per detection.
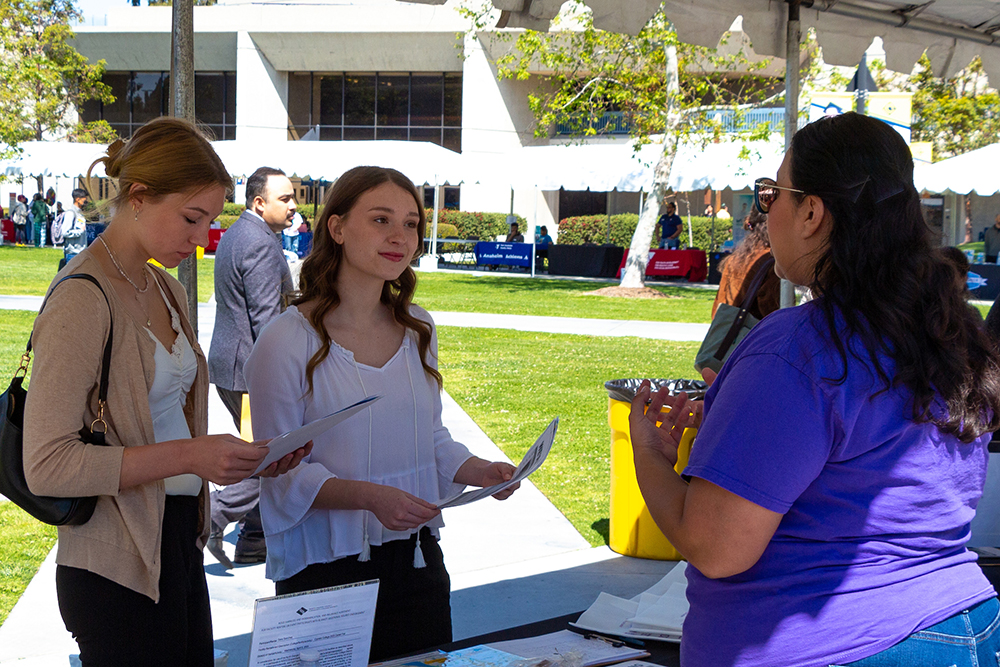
[{"xmin": 606, "ymin": 378, "xmax": 708, "ymax": 560}]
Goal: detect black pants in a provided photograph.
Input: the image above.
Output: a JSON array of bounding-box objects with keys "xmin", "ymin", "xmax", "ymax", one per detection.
[
  {"xmin": 56, "ymin": 496, "xmax": 214, "ymax": 666},
  {"xmin": 276, "ymin": 527, "xmax": 452, "ymax": 661}
]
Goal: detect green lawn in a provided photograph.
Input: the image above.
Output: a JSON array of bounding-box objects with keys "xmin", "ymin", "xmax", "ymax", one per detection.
[
  {"xmin": 438, "ymin": 326, "xmax": 700, "ymax": 546},
  {"xmin": 0, "ymin": 246, "xmax": 215, "ymax": 303},
  {"xmin": 414, "ymin": 273, "xmax": 716, "ymax": 323},
  {"xmin": 0, "ymin": 503, "xmax": 57, "ymax": 626}
]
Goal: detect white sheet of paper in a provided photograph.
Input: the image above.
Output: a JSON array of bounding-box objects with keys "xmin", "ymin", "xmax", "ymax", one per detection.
[
  {"xmin": 436, "ymin": 417, "xmax": 558, "ymax": 509},
  {"xmin": 253, "ymin": 395, "xmax": 381, "ymax": 474},
  {"xmin": 248, "ymin": 579, "xmax": 379, "ymax": 667}
]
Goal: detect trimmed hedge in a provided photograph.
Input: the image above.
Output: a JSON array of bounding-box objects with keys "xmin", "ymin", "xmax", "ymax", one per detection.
[
  {"xmin": 423, "ymin": 210, "xmax": 527, "ymax": 241},
  {"xmin": 557, "ymin": 214, "xmax": 733, "ymax": 251}
]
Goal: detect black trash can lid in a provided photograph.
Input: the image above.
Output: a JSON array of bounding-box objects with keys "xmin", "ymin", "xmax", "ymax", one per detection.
[{"xmin": 604, "ymin": 378, "xmax": 709, "ymax": 403}]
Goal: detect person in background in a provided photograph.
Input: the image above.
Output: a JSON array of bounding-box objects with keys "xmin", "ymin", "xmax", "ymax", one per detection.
[
  {"xmin": 535, "ymin": 225, "xmax": 554, "ymax": 270},
  {"xmin": 716, "ymin": 203, "xmax": 732, "ymax": 221},
  {"xmin": 207, "ymin": 166, "xmax": 296, "ymax": 568},
  {"xmin": 658, "ymin": 202, "xmax": 683, "ymax": 250},
  {"xmin": 61, "ymin": 189, "xmax": 91, "ymax": 265},
  {"xmin": 12, "ymin": 195, "xmax": 29, "ymax": 245},
  {"xmin": 283, "ymin": 210, "xmax": 302, "ymax": 255},
  {"xmin": 630, "ymin": 112, "xmax": 1000, "ymax": 667},
  {"xmin": 710, "ymin": 208, "xmax": 779, "ymax": 321},
  {"xmin": 703, "ymin": 203, "xmax": 714, "ymax": 217},
  {"xmin": 983, "ymin": 214, "xmax": 1000, "ymax": 263},
  {"xmin": 506, "ymin": 221, "xmax": 524, "ymax": 243},
  {"xmin": 30, "ymin": 192, "xmax": 49, "ymax": 247},
  {"xmin": 245, "ymin": 166, "xmax": 520, "ymax": 661},
  {"xmin": 22, "ymin": 117, "xmax": 308, "ymax": 666}
]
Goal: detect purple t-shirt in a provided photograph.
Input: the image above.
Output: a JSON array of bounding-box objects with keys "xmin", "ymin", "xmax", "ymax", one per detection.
[{"xmin": 681, "ymin": 302, "xmax": 993, "ymax": 667}]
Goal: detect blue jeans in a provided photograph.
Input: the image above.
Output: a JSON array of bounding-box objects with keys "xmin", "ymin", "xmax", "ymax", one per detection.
[{"xmin": 831, "ymin": 597, "xmax": 1000, "ymax": 667}]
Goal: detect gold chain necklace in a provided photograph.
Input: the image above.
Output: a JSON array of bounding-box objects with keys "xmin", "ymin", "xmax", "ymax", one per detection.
[{"xmin": 98, "ymin": 234, "xmax": 152, "ymax": 326}]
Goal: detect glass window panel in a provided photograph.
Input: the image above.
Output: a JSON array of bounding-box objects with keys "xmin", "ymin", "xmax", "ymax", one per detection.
[
  {"xmin": 319, "ymin": 126, "xmax": 343, "ymax": 141},
  {"xmin": 225, "ymin": 73, "xmax": 237, "ymax": 125},
  {"xmin": 195, "ymin": 73, "xmax": 224, "ymax": 125},
  {"xmin": 132, "ymin": 72, "xmax": 165, "ymax": 124},
  {"xmin": 343, "ymin": 74, "xmax": 375, "ymax": 126},
  {"xmin": 410, "ymin": 127, "xmax": 442, "ymax": 146},
  {"xmin": 80, "ymin": 97, "xmax": 101, "ymax": 124},
  {"xmin": 288, "ymin": 73, "xmax": 312, "ymax": 130},
  {"xmin": 224, "ymin": 125, "xmax": 236, "ymax": 141},
  {"xmin": 377, "ymin": 75, "xmax": 409, "ymax": 127},
  {"xmin": 109, "ymin": 123, "xmax": 130, "ymax": 138},
  {"xmin": 444, "ymin": 186, "xmax": 461, "ymax": 210},
  {"xmin": 344, "ymin": 126, "xmax": 375, "ymax": 141},
  {"xmin": 410, "ymin": 75, "xmax": 442, "ymax": 127},
  {"xmin": 443, "ymin": 128, "xmax": 461, "ymax": 153},
  {"xmin": 443, "ymin": 73, "xmax": 462, "ymax": 127},
  {"xmin": 101, "ymin": 73, "xmax": 131, "ymax": 124},
  {"xmin": 319, "ymin": 75, "xmax": 343, "ymax": 127},
  {"xmin": 423, "ymin": 188, "xmax": 434, "ymax": 209},
  {"xmin": 376, "ymin": 127, "xmax": 408, "ymax": 141}
]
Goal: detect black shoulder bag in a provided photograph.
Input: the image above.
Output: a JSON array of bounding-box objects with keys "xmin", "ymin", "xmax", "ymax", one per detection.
[
  {"xmin": 694, "ymin": 256, "xmax": 776, "ymax": 374},
  {"xmin": 0, "ymin": 274, "xmax": 113, "ymax": 526}
]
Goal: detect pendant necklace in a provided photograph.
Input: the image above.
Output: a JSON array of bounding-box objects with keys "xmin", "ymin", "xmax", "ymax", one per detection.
[{"xmin": 98, "ymin": 234, "xmax": 152, "ymax": 327}]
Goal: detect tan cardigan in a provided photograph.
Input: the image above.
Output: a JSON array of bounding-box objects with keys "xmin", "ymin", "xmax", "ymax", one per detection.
[{"xmin": 23, "ymin": 248, "xmax": 211, "ymax": 603}]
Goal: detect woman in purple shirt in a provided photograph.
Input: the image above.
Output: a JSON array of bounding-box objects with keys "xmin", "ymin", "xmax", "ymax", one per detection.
[{"xmin": 630, "ymin": 112, "xmax": 1000, "ymax": 667}]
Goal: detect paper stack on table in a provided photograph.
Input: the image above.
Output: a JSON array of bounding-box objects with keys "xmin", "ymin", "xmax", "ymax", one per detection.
[{"xmin": 571, "ymin": 562, "xmax": 689, "ymax": 643}]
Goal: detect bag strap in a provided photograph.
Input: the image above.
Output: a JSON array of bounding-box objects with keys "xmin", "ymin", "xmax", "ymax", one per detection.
[
  {"xmin": 24, "ymin": 274, "xmax": 114, "ymax": 410},
  {"xmin": 713, "ymin": 255, "xmax": 776, "ymax": 362}
]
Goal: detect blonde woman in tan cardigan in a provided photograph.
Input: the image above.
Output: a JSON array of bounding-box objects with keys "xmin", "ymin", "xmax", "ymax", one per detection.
[{"xmin": 23, "ymin": 118, "xmax": 308, "ymax": 666}]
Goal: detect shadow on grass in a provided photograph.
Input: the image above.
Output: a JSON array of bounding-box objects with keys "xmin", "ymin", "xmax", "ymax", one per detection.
[
  {"xmin": 426, "ymin": 273, "xmax": 707, "ymax": 299},
  {"xmin": 591, "ymin": 518, "xmax": 610, "ymax": 546}
]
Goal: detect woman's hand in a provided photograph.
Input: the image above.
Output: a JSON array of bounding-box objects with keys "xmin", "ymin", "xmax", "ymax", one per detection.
[
  {"xmin": 365, "ymin": 485, "xmax": 441, "ymax": 531},
  {"xmin": 628, "ymin": 381, "xmax": 699, "ymax": 468},
  {"xmin": 256, "ymin": 440, "xmax": 313, "ymax": 478},
  {"xmin": 184, "ymin": 434, "xmax": 268, "ymax": 485},
  {"xmin": 454, "ymin": 457, "xmax": 520, "ymax": 500}
]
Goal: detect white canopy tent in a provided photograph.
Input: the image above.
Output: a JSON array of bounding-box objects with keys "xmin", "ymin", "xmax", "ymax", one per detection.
[
  {"xmin": 915, "ymin": 143, "xmax": 1000, "ymax": 196},
  {"xmin": 412, "ymin": 0, "xmax": 1000, "ymax": 81},
  {"xmin": 471, "ymin": 139, "xmax": 785, "ymax": 193},
  {"xmin": 2, "ymin": 139, "xmax": 464, "ymax": 187}
]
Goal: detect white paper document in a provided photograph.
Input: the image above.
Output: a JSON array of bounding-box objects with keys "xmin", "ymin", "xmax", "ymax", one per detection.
[
  {"xmin": 437, "ymin": 417, "xmax": 558, "ymax": 509},
  {"xmin": 248, "ymin": 579, "xmax": 379, "ymax": 667},
  {"xmin": 572, "ymin": 562, "xmax": 689, "ymax": 643},
  {"xmin": 253, "ymin": 395, "xmax": 382, "ymax": 474}
]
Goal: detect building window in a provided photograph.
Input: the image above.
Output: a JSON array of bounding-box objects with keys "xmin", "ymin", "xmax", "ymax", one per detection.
[
  {"xmin": 80, "ymin": 71, "xmax": 237, "ymax": 140},
  {"xmin": 288, "ymin": 72, "xmax": 461, "ymax": 152}
]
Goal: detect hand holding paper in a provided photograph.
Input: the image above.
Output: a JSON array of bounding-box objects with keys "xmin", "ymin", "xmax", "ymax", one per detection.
[
  {"xmin": 252, "ymin": 395, "xmax": 382, "ymax": 475},
  {"xmin": 437, "ymin": 418, "xmax": 558, "ymax": 509}
]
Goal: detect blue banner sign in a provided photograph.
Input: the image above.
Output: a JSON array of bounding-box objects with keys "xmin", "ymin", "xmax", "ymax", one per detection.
[{"xmin": 475, "ymin": 242, "xmax": 533, "ymax": 267}]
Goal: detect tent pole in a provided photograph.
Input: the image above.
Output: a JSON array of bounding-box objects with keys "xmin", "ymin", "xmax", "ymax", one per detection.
[
  {"xmin": 780, "ymin": 0, "xmax": 801, "ymax": 309},
  {"xmin": 431, "ymin": 183, "xmax": 441, "ymax": 260}
]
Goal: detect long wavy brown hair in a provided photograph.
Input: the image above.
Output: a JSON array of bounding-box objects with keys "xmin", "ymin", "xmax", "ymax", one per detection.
[{"xmin": 294, "ymin": 166, "xmax": 440, "ymax": 394}]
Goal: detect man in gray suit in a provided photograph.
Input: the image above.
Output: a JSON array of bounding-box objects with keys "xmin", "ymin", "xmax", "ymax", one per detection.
[{"xmin": 208, "ymin": 166, "xmax": 295, "ymax": 566}]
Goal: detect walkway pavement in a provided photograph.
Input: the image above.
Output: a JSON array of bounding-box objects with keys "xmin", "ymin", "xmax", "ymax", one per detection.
[{"xmin": 0, "ymin": 293, "xmax": 681, "ymax": 666}]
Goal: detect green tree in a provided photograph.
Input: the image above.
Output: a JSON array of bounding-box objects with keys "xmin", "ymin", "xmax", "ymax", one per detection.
[
  {"xmin": 462, "ymin": 1, "xmax": 782, "ymax": 287},
  {"xmin": 870, "ymin": 54, "xmax": 1000, "ymax": 161},
  {"xmin": 0, "ymin": 0, "xmax": 116, "ymax": 153}
]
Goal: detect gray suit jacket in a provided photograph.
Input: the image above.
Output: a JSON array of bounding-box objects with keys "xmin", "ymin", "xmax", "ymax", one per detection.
[{"xmin": 209, "ymin": 210, "xmax": 293, "ymax": 392}]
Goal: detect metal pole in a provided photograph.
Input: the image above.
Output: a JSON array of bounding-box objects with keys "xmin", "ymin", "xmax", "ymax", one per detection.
[
  {"xmin": 780, "ymin": 0, "xmax": 800, "ymax": 309},
  {"xmin": 170, "ymin": 0, "xmax": 198, "ymax": 332},
  {"xmin": 431, "ymin": 183, "xmax": 441, "ymax": 259}
]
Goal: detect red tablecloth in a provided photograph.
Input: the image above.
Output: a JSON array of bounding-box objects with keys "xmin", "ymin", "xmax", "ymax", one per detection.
[
  {"xmin": 207, "ymin": 228, "xmax": 224, "ymax": 252},
  {"xmin": 1, "ymin": 219, "xmax": 12, "ymax": 243},
  {"xmin": 617, "ymin": 249, "xmax": 708, "ymax": 282}
]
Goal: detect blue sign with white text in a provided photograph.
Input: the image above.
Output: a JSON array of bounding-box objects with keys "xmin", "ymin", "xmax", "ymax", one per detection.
[{"xmin": 475, "ymin": 242, "xmax": 532, "ymax": 267}]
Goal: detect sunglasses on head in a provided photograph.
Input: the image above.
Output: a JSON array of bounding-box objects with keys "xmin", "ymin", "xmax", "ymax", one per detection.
[{"xmin": 754, "ymin": 178, "xmax": 806, "ymax": 214}]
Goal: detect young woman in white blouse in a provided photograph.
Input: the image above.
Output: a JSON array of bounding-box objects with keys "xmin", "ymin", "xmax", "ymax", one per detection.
[{"xmin": 245, "ymin": 166, "xmax": 519, "ymax": 660}]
